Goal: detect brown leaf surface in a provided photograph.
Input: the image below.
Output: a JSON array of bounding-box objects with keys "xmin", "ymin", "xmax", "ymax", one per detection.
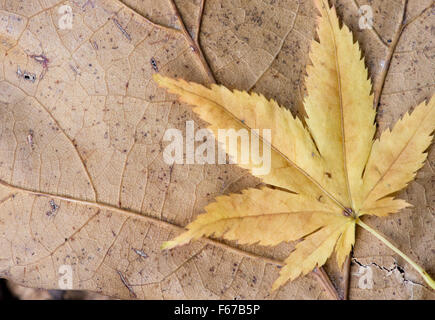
[{"xmin": 0, "ymin": 0, "xmax": 433, "ymax": 299}]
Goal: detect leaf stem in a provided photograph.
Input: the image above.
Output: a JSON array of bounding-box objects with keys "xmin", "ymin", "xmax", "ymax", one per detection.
[
  {"xmin": 356, "ymin": 219, "xmax": 435, "ymax": 290},
  {"xmin": 168, "ymin": 0, "xmax": 216, "ymax": 83},
  {"xmin": 342, "ymin": 254, "xmax": 351, "ymax": 299}
]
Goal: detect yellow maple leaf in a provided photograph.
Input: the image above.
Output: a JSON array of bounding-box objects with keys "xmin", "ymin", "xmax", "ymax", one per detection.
[{"xmin": 154, "ymin": 0, "xmax": 435, "ymax": 291}]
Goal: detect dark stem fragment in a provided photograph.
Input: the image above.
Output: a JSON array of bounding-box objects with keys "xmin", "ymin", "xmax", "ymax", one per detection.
[
  {"xmin": 342, "ymin": 254, "xmax": 351, "ymax": 300},
  {"xmin": 312, "ymin": 267, "xmax": 341, "ymax": 300}
]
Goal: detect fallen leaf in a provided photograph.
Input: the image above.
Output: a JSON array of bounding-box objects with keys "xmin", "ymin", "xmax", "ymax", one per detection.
[
  {"xmin": 0, "ymin": 0, "xmax": 433, "ymax": 300},
  {"xmin": 155, "ymin": 0, "xmax": 435, "ymax": 293}
]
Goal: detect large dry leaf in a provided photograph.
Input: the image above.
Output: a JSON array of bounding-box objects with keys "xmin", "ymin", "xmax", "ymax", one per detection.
[{"xmin": 0, "ymin": 0, "xmax": 433, "ymax": 299}]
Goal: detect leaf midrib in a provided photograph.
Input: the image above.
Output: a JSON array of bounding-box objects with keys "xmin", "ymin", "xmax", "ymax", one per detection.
[
  {"xmin": 201, "ymin": 210, "xmax": 337, "ymax": 223},
  {"xmin": 0, "ymin": 179, "xmax": 287, "ymax": 268},
  {"xmin": 320, "ymin": 0, "xmax": 353, "ymax": 210}
]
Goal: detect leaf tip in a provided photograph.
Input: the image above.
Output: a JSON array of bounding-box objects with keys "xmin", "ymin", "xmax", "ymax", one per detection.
[
  {"xmin": 161, "ymin": 241, "xmax": 175, "ymax": 250},
  {"xmin": 152, "ymin": 73, "xmax": 164, "ymax": 84},
  {"xmin": 314, "ymin": 0, "xmax": 332, "ymax": 16},
  {"xmin": 270, "ymin": 281, "xmax": 281, "ymax": 292}
]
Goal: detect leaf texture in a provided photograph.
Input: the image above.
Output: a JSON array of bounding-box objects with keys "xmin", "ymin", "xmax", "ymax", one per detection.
[
  {"xmin": 153, "ymin": 74, "xmax": 332, "ymax": 199},
  {"xmin": 0, "ymin": 0, "xmax": 434, "ymax": 300}
]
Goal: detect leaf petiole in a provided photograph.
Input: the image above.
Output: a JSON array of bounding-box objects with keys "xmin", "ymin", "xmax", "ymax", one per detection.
[{"xmin": 356, "ymin": 219, "xmax": 435, "ymax": 290}]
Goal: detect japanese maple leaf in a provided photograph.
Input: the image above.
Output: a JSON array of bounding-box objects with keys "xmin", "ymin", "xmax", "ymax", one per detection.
[{"xmin": 154, "ymin": 0, "xmax": 435, "ymax": 291}]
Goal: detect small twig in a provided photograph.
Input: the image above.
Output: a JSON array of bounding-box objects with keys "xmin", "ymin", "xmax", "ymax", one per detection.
[
  {"xmin": 112, "ymin": 17, "xmax": 132, "ymax": 41},
  {"xmin": 342, "ymin": 254, "xmax": 351, "ymax": 299},
  {"xmin": 168, "ymin": 0, "xmax": 216, "ymax": 83},
  {"xmin": 312, "ymin": 267, "xmax": 341, "ymax": 300},
  {"xmin": 194, "ymin": 0, "xmax": 206, "ymax": 44},
  {"xmin": 117, "ymin": 270, "xmax": 137, "ymax": 298}
]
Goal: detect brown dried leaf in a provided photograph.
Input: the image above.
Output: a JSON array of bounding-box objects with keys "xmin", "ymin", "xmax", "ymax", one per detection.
[{"xmin": 0, "ymin": 0, "xmax": 433, "ymax": 299}]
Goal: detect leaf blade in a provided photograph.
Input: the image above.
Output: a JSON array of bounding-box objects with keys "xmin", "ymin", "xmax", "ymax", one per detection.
[
  {"xmin": 359, "ymin": 197, "xmax": 411, "ymax": 217},
  {"xmin": 163, "ymin": 187, "xmax": 342, "ymax": 249},
  {"xmin": 335, "ymin": 221, "xmax": 355, "ymax": 269},
  {"xmin": 361, "ymin": 96, "xmax": 435, "ymax": 211},
  {"xmin": 154, "ymin": 74, "xmax": 344, "ymax": 206},
  {"xmin": 272, "ymin": 218, "xmax": 349, "ymax": 291},
  {"xmin": 305, "ymin": 0, "xmax": 376, "ymax": 209}
]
